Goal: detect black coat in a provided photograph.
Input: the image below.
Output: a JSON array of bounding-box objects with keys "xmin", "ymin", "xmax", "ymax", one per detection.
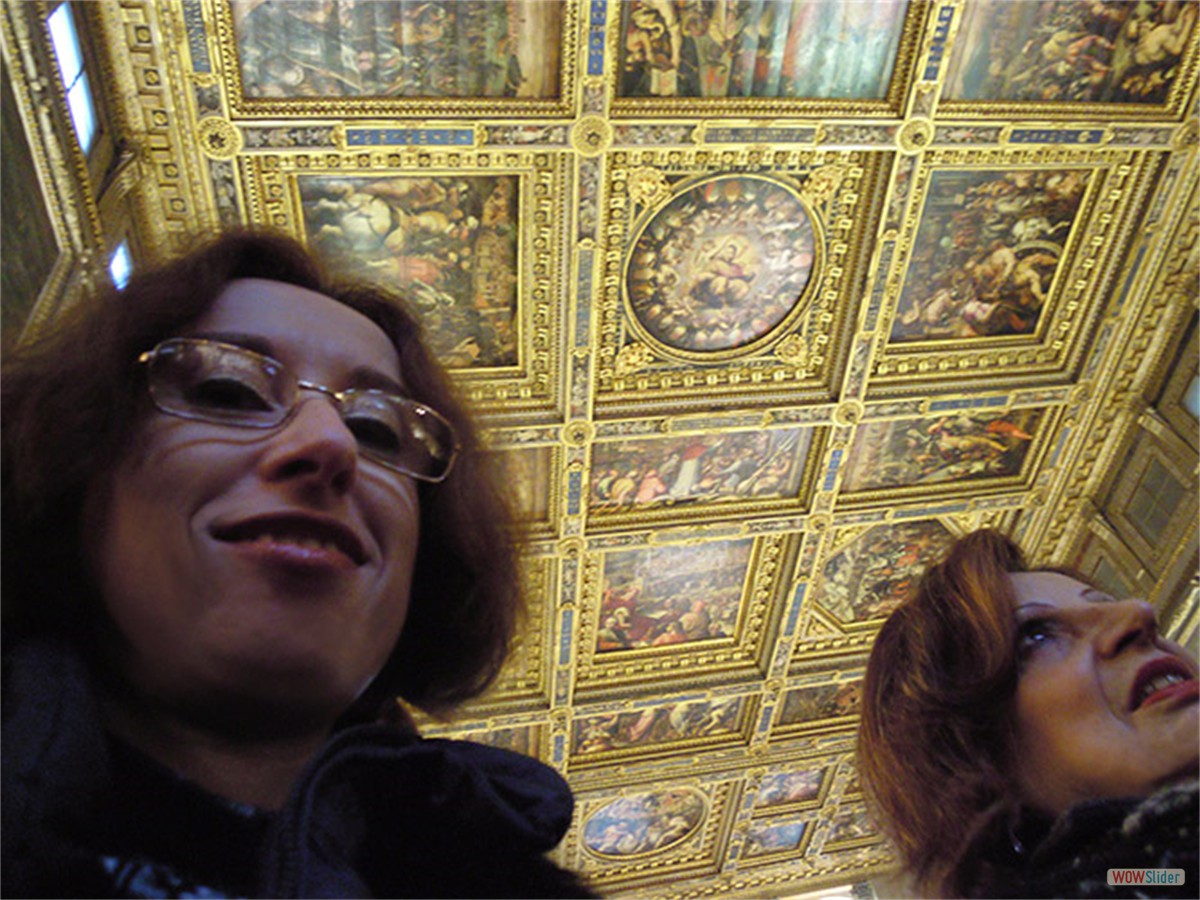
[
  {"xmin": 2, "ymin": 636, "xmax": 595, "ymax": 898},
  {"xmin": 972, "ymin": 780, "xmax": 1199, "ymax": 899}
]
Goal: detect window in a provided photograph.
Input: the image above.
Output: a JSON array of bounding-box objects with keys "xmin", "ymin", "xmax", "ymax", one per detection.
[
  {"xmin": 47, "ymin": 3, "xmax": 96, "ymax": 154},
  {"xmin": 1184, "ymin": 373, "xmax": 1199, "ymax": 421},
  {"xmin": 1125, "ymin": 457, "xmax": 1184, "ymax": 545},
  {"xmin": 109, "ymin": 241, "xmax": 132, "ymax": 289}
]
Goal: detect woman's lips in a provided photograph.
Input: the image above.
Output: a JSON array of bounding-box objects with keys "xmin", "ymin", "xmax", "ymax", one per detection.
[
  {"xmin": 1138, "ymin": 677, "xmax": 1200, "ymax": 711},
  {"xmin": 1129, "ymin": 656, "xmax": 1200, "ymax": 711},
  {"xmin": 228, "ymin": 532, "xmax": 358, "ymax": 572},
  {"xmin": 211, "ymin": 512, "xmax": 368, "ymax": 570}
]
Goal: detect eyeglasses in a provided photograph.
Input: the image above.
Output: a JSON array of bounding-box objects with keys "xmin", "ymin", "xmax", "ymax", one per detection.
[{"xmin": 137, "ymin": 338, "xmax": 459, "ymax": 482}]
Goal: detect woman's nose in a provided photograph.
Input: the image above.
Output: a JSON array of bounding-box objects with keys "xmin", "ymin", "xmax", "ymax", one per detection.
[
  {"xmin": 1094, "ymin": 599, "xmax": 1157, "ymax": 657},
  {"xmin": 258, "ymin": 395, "xmax": 358, "ymax": 494}
]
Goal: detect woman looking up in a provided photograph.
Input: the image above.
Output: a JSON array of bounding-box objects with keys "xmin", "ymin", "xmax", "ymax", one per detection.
[{"xmin": 858, "ymin": 529, "xmax": 1198, "ymax": 897}]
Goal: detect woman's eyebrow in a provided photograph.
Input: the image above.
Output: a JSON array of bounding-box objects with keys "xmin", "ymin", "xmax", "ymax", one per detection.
[
  {"xmin": 182, "ymin": 332, "xmax": 408, "ymax": 394},
  {"xmin": 1082, "ymin": 588, "xmax": 1117, "ymax": 603},
  {"xmin": 346, "ymin": 365, "xmax": 408, "ymax": 396},
  {"xmin": 1014, "ymin": 602, "xmax": 1054, "ymax": 614}
]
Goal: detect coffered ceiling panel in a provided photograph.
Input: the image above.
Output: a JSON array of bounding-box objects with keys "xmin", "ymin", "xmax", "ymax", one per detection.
[{"xmin": 4, "ymin": 0, "xmax": 1197, "ymax": 895}]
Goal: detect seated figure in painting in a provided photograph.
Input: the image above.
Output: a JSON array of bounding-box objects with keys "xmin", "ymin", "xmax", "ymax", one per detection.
[
  {"xmin": 2, "ymin": 230, "xmax": 596, "ymax": 898},
  {"xmin": 859, "ymin": 529, "xmax": 1198, "ymax": 897}
]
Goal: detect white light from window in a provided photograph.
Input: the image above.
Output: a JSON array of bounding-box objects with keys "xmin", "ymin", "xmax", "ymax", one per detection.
[
  {"xmin": 48, "ymin": 3, "xmax": 97, "ymax": 153},
  {"xmin": 1184, "ymin": 373, "xmax": 1199, "ymax": 420},
  {"xmin": 109, "ymin": 241, "xmax": 132, "ymax": 289}
]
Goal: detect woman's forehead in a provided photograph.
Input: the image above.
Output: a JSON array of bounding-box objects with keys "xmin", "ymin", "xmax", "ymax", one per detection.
[
  {"xmin": 1009, "ymin": 570, "xmax": 1109, "ymax": 609},
  {"xmin": 186, "ymin": 279, "xmax": 402, "ymax": 382}
]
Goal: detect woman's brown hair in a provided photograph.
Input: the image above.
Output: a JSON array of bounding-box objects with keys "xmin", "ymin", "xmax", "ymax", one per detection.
[
  {"xmin": 2, "ymin": 229, "xmax": 518, "ymax": 715},
  {"xmin": 857, "ymin": 529, "xmax": 1036, "ymax": 896}
]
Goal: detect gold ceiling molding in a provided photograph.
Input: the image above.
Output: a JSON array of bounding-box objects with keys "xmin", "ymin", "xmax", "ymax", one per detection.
[{"xmin": 4, "ymin": 0, "xmax": 1197, "ymax": 895}]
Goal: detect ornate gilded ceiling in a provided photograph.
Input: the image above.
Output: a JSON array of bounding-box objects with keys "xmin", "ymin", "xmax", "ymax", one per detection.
[{"xmin": 4, "ymin": 1, "xmax": 1199, "ymax": 896}]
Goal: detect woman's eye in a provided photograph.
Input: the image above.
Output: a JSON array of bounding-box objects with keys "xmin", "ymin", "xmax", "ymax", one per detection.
[
  {"xmin": 186, "ymin": 377, "xmax": 272, "ymax": 412},
  {"xmin": 1016, "ymin": 619, "xmax": 1059, "ymax": 657},
  {"xmin": 346, "ymin": 415, "xmax": 403, "ymax": 453}
]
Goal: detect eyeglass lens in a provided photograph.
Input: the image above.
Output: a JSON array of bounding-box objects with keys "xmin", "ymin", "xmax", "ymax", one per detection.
[{"xmin": 145, "ymin": 339, "xmax": 455, "ymax": 481}]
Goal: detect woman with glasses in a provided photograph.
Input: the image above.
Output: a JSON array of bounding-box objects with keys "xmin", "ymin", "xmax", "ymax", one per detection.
[
  {"xmin": 858, "ymin": 529, "xmax": 1197, "ymax": 898},
  {"xmin": 2, "ymin": 231, "xmax": 594, "ymax": 898}
]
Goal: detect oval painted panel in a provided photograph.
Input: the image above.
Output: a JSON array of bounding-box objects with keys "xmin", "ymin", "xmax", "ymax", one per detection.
[
  {"xmin": 583, "ymin": 788, "xmax": 705, "ymax": 857},
  {"xmin": 626, "ymin": 175, "xmax": 816, "ymax": 353}
]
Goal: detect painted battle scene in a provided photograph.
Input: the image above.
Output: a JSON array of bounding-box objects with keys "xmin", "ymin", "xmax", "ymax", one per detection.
[
  {"xmin": 943, "ymin": 0, "xmax": 1196, "ymax": 104},
  {"xmin": 299, "ymin": 174, "xmax": 519, "ymax": 368},
  {"xmin": 231, "ymin": 0, "xmax": 563, "ymax": 99},
  {"xmin": 753, "ymin": 767, "xmax": 826, "ymax": 810},
  {"xmin": 589, "ymin": 428, "xmax": 812, "ymax": 512},
  {"xmin": 618, "ymin": 0, "xmax": 907, "ymax": 99},
  {"xmin": 817, "ymin": 520, "xmax": 955, "ymax": 624},
  {"xmin": 573, "ymin": 697, "xmax": 746, "ymax": 755},
  {"xmin": 595, "ymin": 539, "xmax": 753, "ymax": 652},
  {"xmin": 583, "ymin": 789, "xmax": 706, "ymax": 857},
  {"xmin": 743, "ymin": 819, "xmax": 807, "ymax": 858},
  {"xmin": 890, "ymin": 168, "xmax": 1090, "ymax": 343},
  {"xmin": 626, "ymin": 175, "xmax": 816, "ymax": 352},
  {"xmin": 840, "ymin": 409, "xmax": 1043, "ymax": 494},
  {"xmin": 777, "ymin": 681, "xmax": 862, "ymax": 727}
]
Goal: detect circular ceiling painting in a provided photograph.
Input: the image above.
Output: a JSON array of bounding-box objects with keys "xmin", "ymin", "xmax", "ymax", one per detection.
[
  {"xmin": 625, "ymin": 174, "xmax": 817, "ymax": 353},
  {"xmin": 583, "ymin": 788, "xmax": 706, "ymax": 857}
]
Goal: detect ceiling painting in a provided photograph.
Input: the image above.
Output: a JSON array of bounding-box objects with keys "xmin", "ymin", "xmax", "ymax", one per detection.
[
  {"xmin": 491, "ymin": 444, "xmax": 557, "ymax": 528},
  {"xmin": 616, "ymin": 0, "xmax": 908, "ymax": 101},
  {"xmin": 220, "ymin": 0, "xmax": 576, "ymax": 115},
  {"xmin": 298, "ymin": 173, "xmax": 520, "ymax": 368},
  {"xmin": 889, "ymin": 167, "xmax": 1089, "ymax": 343},
  {"xmin": 742, "ymin": 817, "xmax": 810, "ymax": 860},
  {"xmin": 775, "ymin": 679, "xmax": 862, "ymax": 734},
  {"xmin": 816, "ymin": 520, "xmax": 956, "ymax": 626},
  {"xmin": 6, "ymin": 0, "xmax": 1197, "ymax": 894},
  {"xmin": 942, "ymin": 0, "xmax": 1198, "ymax": 107},
  {"xmin": 751, "ymin": 765, "xmax": 827, "ymax": 812},
  {"xmin": 594, "ymin": 537, "xmax": 753, "ymax": 652},
  {"xmin": 571, "ymin": 695, "xmax": 753, "ymax": 764},
  {"xmin": 230, "ymin": 0, "xmax": 564, "ymax": 100},
  {"xmin": 821, "ymin": 802, "xmax": 879, "ymax": 853},
  {"xmin": 583, "ymin": 787, "xmax": 707, "ymax": 857},
  {"xmin": 840, "ymin": 407, "xmax": 1046, "ymax": 495},
  {"xmin": 596, "ymin": 150, "xmax": 886, "ymax": 413},
  {"xmin": 575, "ymin": 533, "xmax": 796, "ymax": 696},
  {"xmin": 626, "ymin": 173, "xmax": 817, "ymax": 353},
  {"xmin": 587, "ymin": 425, "xmax": 817, "ymax": 526}
]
